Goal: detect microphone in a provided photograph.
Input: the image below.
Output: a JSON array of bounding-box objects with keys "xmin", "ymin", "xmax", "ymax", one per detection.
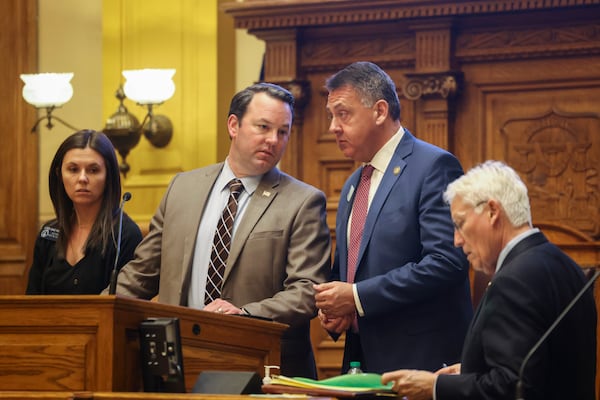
[
  {"xmin": 108, "ymin": 192, "xmax": 132, "ymax": 295},
  {"xmin": 515, "ymin": 268, "xmax": 599, "ymax": 400}
]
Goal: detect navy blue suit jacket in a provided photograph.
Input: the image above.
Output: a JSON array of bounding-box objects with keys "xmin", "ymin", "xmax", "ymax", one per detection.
[{"xmin": 332, "ymin": 130, "xmax": 473, "ymax": 373}]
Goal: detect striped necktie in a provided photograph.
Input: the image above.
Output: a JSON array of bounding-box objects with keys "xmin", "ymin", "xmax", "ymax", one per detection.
[{"xmin": 205, "ymin": 178, "xmax": 244, "ymax": 304}]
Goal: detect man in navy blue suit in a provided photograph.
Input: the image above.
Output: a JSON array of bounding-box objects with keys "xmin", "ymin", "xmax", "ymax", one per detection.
[{"xmin": 314, "ymin": 61, "xmax": 473, "ymax": 374}]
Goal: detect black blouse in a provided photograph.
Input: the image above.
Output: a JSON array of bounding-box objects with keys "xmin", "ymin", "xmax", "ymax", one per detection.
[{"xmin": 26, "ymin": 214, "xmax": 143, "ymax": 294}]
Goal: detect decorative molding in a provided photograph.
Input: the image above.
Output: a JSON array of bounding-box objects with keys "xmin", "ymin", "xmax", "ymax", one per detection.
[
  {"xmin": 258, "ymin": 29, "xmax": 299, "ymax": 81},
  {"xmin": 415, "ymin": 28, "xmax": 451, "ymax": 72},
  {"xmin": 300, "ymin": 35, "xmax": 415, "ymax": 72},
  {"xmin": 223, "ymin": 0, "xmax": 600, "ymax": 30},
  {"xmin": 456, "ymin": 23, "xmax": 600, "ymax": 61},
  {"xmin": 402, "ymin": 72, "xmax": 460, "ymax": 100}
]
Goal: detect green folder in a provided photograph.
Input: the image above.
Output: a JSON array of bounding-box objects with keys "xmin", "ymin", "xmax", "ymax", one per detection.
[{"xmin": 265, "ymin": 373, "xmax": 394, "ymax": 394}]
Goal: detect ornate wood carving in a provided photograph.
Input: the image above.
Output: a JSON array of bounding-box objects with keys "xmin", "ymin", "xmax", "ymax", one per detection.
[
  {"xmin": 501, "ymin": 109, "xmax": 600, "ymax": 238},
  {"xmin": 456, "ymin": 23, "xmax": 600, "ymax": 62},
  {"xmin": 402, "ymin": 73, "xmax": 460, "ymax": 100},
  {"xmin": 299, "ymin": 34, "xmax": 415, "ymax": 72}
]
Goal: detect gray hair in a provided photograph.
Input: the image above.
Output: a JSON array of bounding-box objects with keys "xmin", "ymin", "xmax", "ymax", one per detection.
[{"xmin": 443, "ymin": 160, "xmax": 532, "ymax": 227}]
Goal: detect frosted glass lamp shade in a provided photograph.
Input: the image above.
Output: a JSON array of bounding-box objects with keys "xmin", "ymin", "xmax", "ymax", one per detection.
[
  {"xmin": 20, "ymin": 73, "xmax": 74, "ymax": 108},
  {"xmin": 122, "ymin": 69, "xmax": 176, "ymax": 105}
]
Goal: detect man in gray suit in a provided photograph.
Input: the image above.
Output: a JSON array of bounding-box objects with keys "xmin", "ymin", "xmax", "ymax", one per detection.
[{"xmin": 113, "ymin": 83, "xmax": 331, "ymax": 378}]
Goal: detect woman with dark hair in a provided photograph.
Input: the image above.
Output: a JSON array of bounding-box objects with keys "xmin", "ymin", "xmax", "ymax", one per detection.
[{"xmin": 26, "ymin": 129, "xmax": 143, "ymax": 294}]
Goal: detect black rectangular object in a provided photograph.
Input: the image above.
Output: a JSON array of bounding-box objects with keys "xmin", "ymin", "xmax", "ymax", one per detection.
[
  {"xmin": 139, "ymin": 317, "xmax": 186, "ymax": 393},
  {"xmin": 192, "ymin": 370, "xmax": 262, "ymax": 394}
]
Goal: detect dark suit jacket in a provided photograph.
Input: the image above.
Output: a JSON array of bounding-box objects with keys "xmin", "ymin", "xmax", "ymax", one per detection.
[
  {"xmin": 436, "ymin": 232, "xmax": 597, "ymax": 399},
  {"xmin": 114, "ymin": 164, "xmax": 332, "ymax": 378},
  {"xmin": 332, "ymin": 130, "xmax": 473, "ymax": 373}
]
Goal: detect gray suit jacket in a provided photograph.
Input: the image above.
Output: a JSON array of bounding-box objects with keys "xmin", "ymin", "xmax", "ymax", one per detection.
[{"xmin": 115, "ymin": 163, "xmax": 332, "ymax": 378}]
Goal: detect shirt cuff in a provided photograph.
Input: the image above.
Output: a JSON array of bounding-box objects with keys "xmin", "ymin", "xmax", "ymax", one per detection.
[{"xmin": 352, "ymin": 283, "xmax": 365, "ymax": 317}]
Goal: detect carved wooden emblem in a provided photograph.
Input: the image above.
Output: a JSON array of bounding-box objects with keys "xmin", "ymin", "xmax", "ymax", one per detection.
[{"xmin": 501, "ymin": 110, "xmax": 600, "ymax": 237}]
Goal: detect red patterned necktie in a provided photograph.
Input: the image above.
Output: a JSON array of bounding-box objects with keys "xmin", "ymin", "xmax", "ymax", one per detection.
[
  {"xmin": 205, "ymin": 179, "xmax": 244, "ymax": 304},
  {"xmin": 347, "ymin": 164, "xmax": 374, "ymax": 283},
  {"xmin": 347, "ymin": 165, "xmax": 374, "ymax": 332}
]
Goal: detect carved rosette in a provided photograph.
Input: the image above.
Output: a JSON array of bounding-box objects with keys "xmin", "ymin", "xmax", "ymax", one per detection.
[
  {"xmin": 271, "ymin": 80, "xmax": 311, "ymax": 113},
  {"xmin": 402, "ymin": 72, "xmax": 461, "ymax": 101}
]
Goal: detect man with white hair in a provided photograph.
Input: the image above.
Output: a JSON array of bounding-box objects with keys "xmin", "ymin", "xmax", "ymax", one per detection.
[{"xmin": 381, "ymin": 160, "xmax": 596, "ymax": 400}]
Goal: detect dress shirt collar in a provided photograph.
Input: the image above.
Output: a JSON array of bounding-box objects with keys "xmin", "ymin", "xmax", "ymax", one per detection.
[
  {"xmin": 220, "ymin": 158, "xmax": 262, "ymax": 196},
  {"xmin": 496, "ymin": 227, "xmax": 540, "ymax": 273},
  {"xmin": 366, "ymin": 126, "xmax": 404, "ymax": 174}
]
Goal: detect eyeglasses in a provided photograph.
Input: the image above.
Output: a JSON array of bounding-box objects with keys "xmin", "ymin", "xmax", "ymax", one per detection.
[{"xmin": 452, "ymin": 200, "xmax": 487, "ymax": 232}]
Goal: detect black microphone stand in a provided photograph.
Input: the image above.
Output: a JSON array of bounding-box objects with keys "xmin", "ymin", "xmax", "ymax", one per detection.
[
  {"xmin": 108, "ymin": 192, "xmax": 131, "ymax": 295},
  {"xmin": 515, "ymin": 268, "xmax": 599, "ymax": 400}
]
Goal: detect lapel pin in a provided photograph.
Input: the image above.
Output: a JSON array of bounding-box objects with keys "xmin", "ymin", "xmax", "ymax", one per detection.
[
  {"xmin": 347, "ymin": 186, "xmax": 355, "ymax": 202},
  {"xmin": 393, "ymin": 166, "xmax": 401, "ymax": 175},
  {"xmin": 262, "ymin": 191, "xmax": 271, "ymax": 197}
]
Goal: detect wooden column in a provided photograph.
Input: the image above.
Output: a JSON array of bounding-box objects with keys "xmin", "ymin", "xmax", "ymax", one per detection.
[
  {"xmin": 0, "ymin": 0, "xmax": 38, "ymax": 295},
  {"xmin": 253, "ymin": 29, "xmax": 310, "ymax": 178},
  {"xmin": 402, "ymin": 22, "xmax": 460, "ymax": 152}
]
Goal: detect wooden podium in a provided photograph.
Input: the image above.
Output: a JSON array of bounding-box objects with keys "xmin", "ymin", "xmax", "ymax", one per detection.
[{"xmin": 0, "ymin": 295, "xmax": 287, "ymax": 393}]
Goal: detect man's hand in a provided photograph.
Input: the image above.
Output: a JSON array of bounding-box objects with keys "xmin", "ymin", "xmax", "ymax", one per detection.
[
  {"xmin": 313, "ymin": 281, "xmax": 356, "ymax": 318},
  {"xmin": 381, "ymin": 369, "xmax": 436, "ymax": 400},
  {"xmin": 435, "ymin": 363, "xmax": 461, "ymax": 375},
  {"xmin": 204, "ymin": 298, "xmax": 244, "ymax": 315},
  {"xmin": 317, "ymin": 309, "xmax": 353, "ymax": 334}
]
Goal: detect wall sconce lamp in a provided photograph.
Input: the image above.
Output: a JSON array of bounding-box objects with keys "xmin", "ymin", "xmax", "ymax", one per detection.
[
  {"xmin": 20, "ymin": 73, "xmax": 79, "ymax": 132},
  {"xmin": 20, "ymin": 68, "xmax": 176, "ymax": 177},
  {"xmin": 105, "ymin": 68, "xmax": 176, "ymax": 176}
]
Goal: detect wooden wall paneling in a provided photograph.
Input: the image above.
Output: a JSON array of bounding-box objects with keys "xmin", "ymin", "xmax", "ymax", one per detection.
[
  {"xmin": 458, "ymin": 58, "xmax": 600, "ymax": 236},
  {"xmin": 0, "ymin": 0, "xmax": 38, "ymax": 295},
  {"xmin": 224, "ymin": 0, "xmax": 600, "ymax": 385}
]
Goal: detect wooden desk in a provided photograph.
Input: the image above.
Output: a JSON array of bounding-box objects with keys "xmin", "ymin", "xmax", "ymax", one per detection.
[{"xmin": 0, "ymin": 295, "xmax": 287, "ymax": 392}]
